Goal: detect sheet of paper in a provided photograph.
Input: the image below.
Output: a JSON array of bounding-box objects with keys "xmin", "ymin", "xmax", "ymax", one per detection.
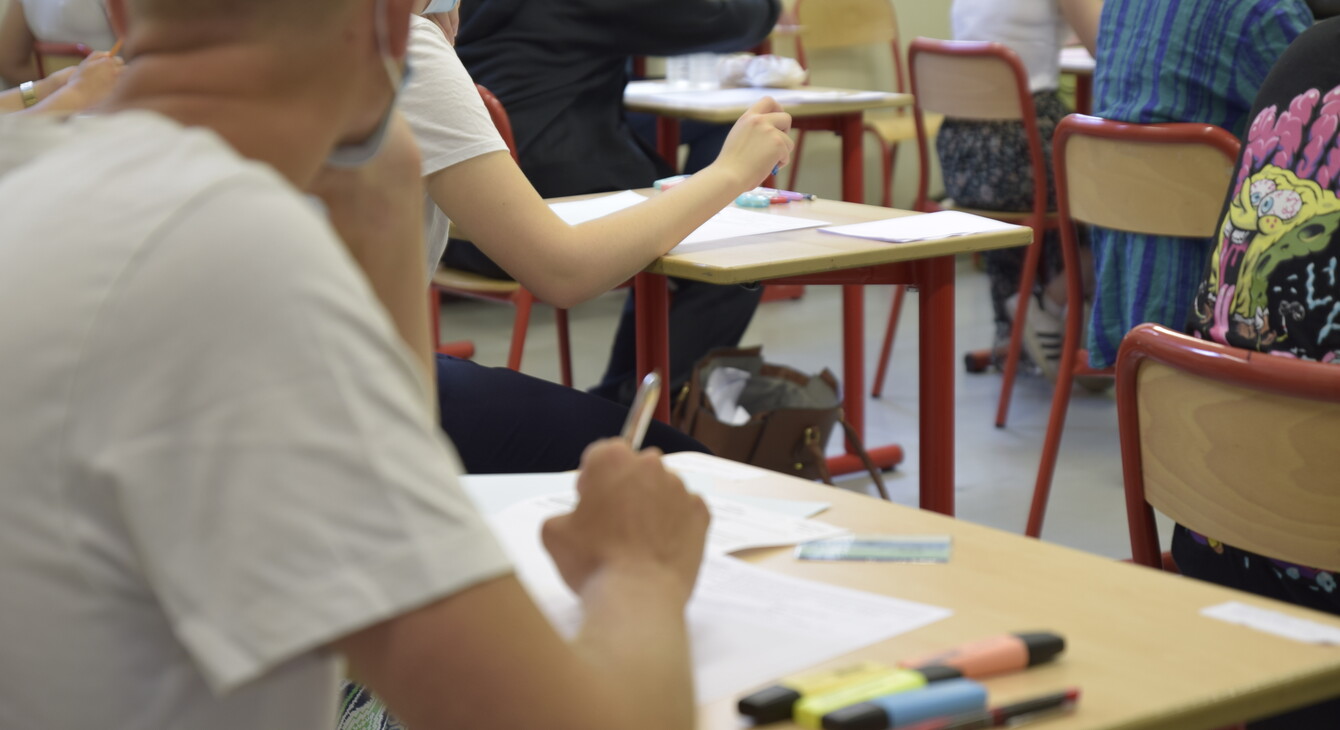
[
  {"xmin": 547, "ymin": 190, "xmax": 647, "ymax": 224},
  {"xmin": 1202, "ymin": 601, "xmax": 1340, "ymax": 645},
  {"xmin": 486, "ymin": 494, "xmax": 952, "ymax": 704},
  {"xmin": 461, "ymin": 467, "xmax": 830, "ymax": 520},
  {"xmin": 819, "ymin": 210, "xmax": 1024, "ymax": 243},
  {"xmin": 663, "ymin": 452, "xmax": 832, "ymax": 518},
  {"xmin": 625, "ymin": 82, "xmax": 900, "ymax": 108},
  {"xmin": 676, "ymin": 204, "xmax": 829, "ymax": 250},
  {"xmin": 544, "ymin": 190, "xmax": 827, "ymax": 250}
]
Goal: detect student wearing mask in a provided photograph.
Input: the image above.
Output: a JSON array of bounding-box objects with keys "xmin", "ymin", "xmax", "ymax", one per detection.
[{"xmin": 0, "ymin": 3, "xmax": 711, "ymax": 730}]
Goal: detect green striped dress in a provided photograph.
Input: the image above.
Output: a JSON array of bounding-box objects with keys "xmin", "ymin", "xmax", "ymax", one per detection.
[{"xmin": 1085, "ymin": 0, "xmax": 1313, "ymax": 367}]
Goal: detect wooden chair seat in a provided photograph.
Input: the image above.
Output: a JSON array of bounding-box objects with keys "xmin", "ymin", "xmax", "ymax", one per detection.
[
  {"xmin": 864, "ymin": 109, "xmax": 941, "ymax": 146},
  {"xmin": 431, "ymin": 266, "xmax": 522, "ymax": 296}
]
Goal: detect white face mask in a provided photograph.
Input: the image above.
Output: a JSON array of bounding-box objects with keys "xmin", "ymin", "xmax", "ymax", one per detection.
[
  {"xmin": 422, "ymin": 0, "xmax": 459, "ymax": 13},
  {"xmin": 327, "ymin": 0, "xmax": 410, "ymax": 168}
]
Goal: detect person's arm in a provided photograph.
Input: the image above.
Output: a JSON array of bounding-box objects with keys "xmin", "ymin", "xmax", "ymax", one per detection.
[
  {"xmin": 1058, "ymin": 0, "xmax": 1102, "ymax": 55},
  {"xmin": 0, "ymin": 0, "xmax": 38, "ymax": 84},
  {"xmin": 309, "ymin": 114, "xmax": 436, "ymax": 387},
  {"xmin": 334, "ymin": 440, "xmax": 710, "ymax": 730},
  {"xmin": 430, "ymin": 97, "xmax": 792, "ymax": 308}
]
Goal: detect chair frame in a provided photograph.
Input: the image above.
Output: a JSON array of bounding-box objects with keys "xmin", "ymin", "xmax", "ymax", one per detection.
[
  {"xmin": 1117, "ymin": 324, "xmax": 1340, "ymax": 571},
  {"xmin": 1026, "ymin": 114, "xmax": 1240, "ymax": 537},
  {"xmin": 872, "ymin": 38, "xmax": 1053, "ymax": 414},
  {"xmin": 430, "ymin": 84, "xmax": 573, "ymax": 386}
]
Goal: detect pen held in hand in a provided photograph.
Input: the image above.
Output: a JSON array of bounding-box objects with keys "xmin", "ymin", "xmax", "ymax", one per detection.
[{"xmin": 620, "ymin": 370, "xmax": 662, "ymax": 451}]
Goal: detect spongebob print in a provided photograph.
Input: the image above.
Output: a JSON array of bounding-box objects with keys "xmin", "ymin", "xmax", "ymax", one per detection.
[{"xmin": 1189, "ymin": 84, "xmax": 1340, "ymax": 361}]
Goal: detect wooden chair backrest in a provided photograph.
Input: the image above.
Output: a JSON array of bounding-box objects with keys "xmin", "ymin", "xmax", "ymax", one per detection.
[
  {"xmin": 1056, "ymin": 115, "xmax": 1240, "ymax": 238},
  {"xmin": 795, "ymin": 0, "xmax": 897, "ymax": 51},
  {"xmin": 1118, "ymin": 325, "xmax": 1340, "ymax": 572},
  {"xmin": 909, "ymin": 38, "xmax": 1029, "ymax": 121}
]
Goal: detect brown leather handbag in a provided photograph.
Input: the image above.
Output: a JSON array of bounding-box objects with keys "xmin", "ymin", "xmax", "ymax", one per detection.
[{"xmin": 672, "ymin": 346, "xmax": 889, "ymax": 499}]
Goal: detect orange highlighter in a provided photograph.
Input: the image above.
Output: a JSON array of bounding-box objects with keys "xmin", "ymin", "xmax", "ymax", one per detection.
[{"xmin": 898, "ymin": 632, "xmax": 1065, "ymax": 679}]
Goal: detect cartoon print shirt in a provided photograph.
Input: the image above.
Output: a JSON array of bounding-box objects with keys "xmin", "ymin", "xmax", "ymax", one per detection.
[{"xmin": 1188, "ymin": 18, "xmax": 1340, "ymax": 359}]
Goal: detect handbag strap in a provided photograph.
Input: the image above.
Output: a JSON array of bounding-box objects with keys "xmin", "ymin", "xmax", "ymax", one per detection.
[{"xmin": 837, "ymin": 416, "xmax": 890, "ymax": 500}]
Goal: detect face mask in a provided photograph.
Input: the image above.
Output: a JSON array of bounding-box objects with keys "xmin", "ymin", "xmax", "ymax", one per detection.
[
  {"xmin": 422, "ymin": 0, "xmax": 459, "ymax": 13},
  {"xmin": 327, "ymin": 0, "xmax": 411, "ymax": 168}
]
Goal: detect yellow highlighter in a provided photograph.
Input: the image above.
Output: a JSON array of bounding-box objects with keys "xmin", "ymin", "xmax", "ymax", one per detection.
[
  {"xmin": 793, "ymin": 665, "xmax": 962, "ymax": 729},
  {"xmin": 738, "ymin": 663, "xmax": 900, "ymax": 725}
]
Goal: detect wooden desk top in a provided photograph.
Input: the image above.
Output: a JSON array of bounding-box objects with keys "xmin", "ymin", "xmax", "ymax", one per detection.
[
  {"xmin": 1061, "ymin": 46, "xmax": 1096, "ymax": 76},
  {"xmin": 624, "ymin": 80, "xmax": 912, "ymax": 124},
  {"xmin": 706, "ymin": 468, "xmax": 1340, "ymax": 730},
  {"xmin": 645, "ymin": 196, "xmax": 1031, "ymax": 284}
]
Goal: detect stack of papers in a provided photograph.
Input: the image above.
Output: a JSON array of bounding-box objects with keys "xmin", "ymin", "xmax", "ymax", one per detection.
[
  {"xmin": 459, "ymin": 467, "xmax": 952, "ymax": 703},
  {"xmin": 819, "ymin": 210, "xmax": 1023, "ymax": 243}
]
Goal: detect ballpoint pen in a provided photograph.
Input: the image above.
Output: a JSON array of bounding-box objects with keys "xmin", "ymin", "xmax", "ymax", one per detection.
[{"xmin": 620, "ymin": 370, "xmax": 662, "ymax": 450}]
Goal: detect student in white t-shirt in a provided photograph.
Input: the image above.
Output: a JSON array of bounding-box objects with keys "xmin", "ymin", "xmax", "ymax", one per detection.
[
  {"xmin": 0, "ymin": 1, "xmax": 710, "ymax": 728},
  {"xmin": 400, "ymin": 1, "xmax": 795, "ymax": 473},
  {"xmin": 0, "ymin": 0, "xmax": 117, "ymax": 83}
]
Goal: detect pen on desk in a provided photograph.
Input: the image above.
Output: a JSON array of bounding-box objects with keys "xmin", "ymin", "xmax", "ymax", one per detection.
[
  {"xmin": 620, "ymin": 370, "xmax": 661, "ymax": 451},
  {"xmin": 820, "ymin": 677, "xmax": 989, "ymax": 730},
  {"xmin": 754, "ymin": 186, "xmax": 817, "ymax": 201},
  {"xmin": 899, "ymin": 688, "xmax": 1080, "ymax": 730}
]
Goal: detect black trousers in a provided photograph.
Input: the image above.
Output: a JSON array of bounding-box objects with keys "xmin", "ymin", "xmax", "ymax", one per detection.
[{"xmin": 435, "ymin": 354, "xmax": 708, "ymax": 474}]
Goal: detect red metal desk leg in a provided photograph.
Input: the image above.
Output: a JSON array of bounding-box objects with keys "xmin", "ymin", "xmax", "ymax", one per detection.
[
  {"xmin": 634, "ymin": 272, "xmax": 673, "ymax": 423},
  {"xmin": 917, "ymin": 256, "xmax": 955, "ymax": 516},
  {"xmin": 839, "ymin": 112, "xmax": 864, "ymax": 205},
  {"xmin": 657, "ymin": 117, "xmax": 681, "ymax": 173},
  {"xmin": 1074, "ymin": 75, "xmax": 1093, "ymax": 116}
]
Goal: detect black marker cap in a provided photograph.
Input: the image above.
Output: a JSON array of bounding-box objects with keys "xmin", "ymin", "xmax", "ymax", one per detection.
[
  {"xmin": 1018, "ymin": 632, "xmax": 1066, "ymax": 667},
  {"xmin": 738, "ymin": 685, "xmax": 802, "ymax": 724},
  {"xmin": 821, "ymin": 701, "xmax": 889, "ymax": 730},
  {"xmin": 916, "ymin": 665, "xmax": 963, "ymax": 682}
]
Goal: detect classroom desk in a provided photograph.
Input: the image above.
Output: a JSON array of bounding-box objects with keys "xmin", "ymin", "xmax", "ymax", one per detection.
[
  {"xmin": 703, "ymin": 464, "xmax": 1340, "ymax": 729},
  {"xmin": 626, "ymin": 194, "xmax": 1031, "ymax": 514},
  {"xmin": 1060, "ymin": 46, "xmax": 1096, "ymax": 115},
  {"xmin": 623, "ymin": 81, "xmax": 912, "ymax": 205}
]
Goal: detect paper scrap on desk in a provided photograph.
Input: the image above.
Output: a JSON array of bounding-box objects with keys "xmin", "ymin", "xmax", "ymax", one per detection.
[
  {"xmin": 797, "ymin": 535, "xmax": 953, "ymax": 563},
  {"xmin": 548, "ymin": 190, "xmax": 648, "ymax": 224},
  {"xmin": 819, "ymin": 210, "xmax": 1023, "ymax": 243},
  {"xmin": 486, "ymin": 495, "xmax": 952, "ymax": 704},
  {"xmin": 1202, "ymin": 601, "xmax": 1340, "ymax": 645},
  {"xmin": 676, "ymin": 205, "xmax": 829, "ymax": 250}
]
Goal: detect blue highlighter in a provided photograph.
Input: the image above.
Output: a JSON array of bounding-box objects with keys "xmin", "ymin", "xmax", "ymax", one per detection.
[{"xmin": 821, "ymin": 678, "xmax": 988, "ymax": 730}]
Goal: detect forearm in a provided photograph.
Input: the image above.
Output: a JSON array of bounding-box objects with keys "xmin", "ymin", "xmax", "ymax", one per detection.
[
  {"xmin": 569, "ymin": 565, "xmax": 697, "ymax": 730},
  {"xmin": 436, "ymin": 155, "xmax": 750, "ymax": 308},
  {"xmin": 4, "ymin": 73, "xmax": 68, "ymax": 115}
]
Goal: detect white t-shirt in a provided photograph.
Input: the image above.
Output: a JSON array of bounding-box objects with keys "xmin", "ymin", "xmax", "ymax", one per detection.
[
  {"xmin": 401, "ymin": 15, "xmax": 509, "ymax": 273},
  {"xmin": 0, "ymin": 111, "xmax": 512, "ymax": 729},
  {"xmin": 951, "ymin": 0, "xmax": 1069, "ymax": 93},
  {"xmin": 19, "ymin": 0, "xmax": 116, "ymax": 51}
]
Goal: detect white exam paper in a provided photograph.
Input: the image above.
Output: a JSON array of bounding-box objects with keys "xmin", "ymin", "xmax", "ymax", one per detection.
[
  {"xmin": 485, "ymin": 496, "xmax": 951, "ymax": 703},
  {"xmin": 820, "ymin": 210, "xmax": 1023, "ymax": 243},
  {"xmin": 545, "ymin": 190, "xmax": 830, "ymax": 252},
  {"xmin": 625, "ymin": 82, "xmax": 899, "ymax": 108},
  {"xmin": 1202, "ymin": 601, "xmax": 1340, "ymax": 645}
]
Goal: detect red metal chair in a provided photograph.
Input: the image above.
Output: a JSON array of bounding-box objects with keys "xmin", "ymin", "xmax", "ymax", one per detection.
[
  {"xmin": 870, "ymin": 39, "xmax": 1054, "ymax": 413},
  {"xmin": 33, "ymin": 42, "xmax": 91, "ymax": 78},
  {"xmin": 429, "ymin": 84, "xmax": 573, "ymax": 385},
  {"xmin": 1026, "ymin": 115, "xmax": 1239, "ymax": 537},
  {"xmin": 1118, "ymin": 324, "xmax": 1340, "ymax": 575}
]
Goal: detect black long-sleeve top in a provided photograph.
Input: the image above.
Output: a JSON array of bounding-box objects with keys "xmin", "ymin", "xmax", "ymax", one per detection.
[{"xmin": 457, "ymin": 0, "xmax": 781, "ymax": 197}]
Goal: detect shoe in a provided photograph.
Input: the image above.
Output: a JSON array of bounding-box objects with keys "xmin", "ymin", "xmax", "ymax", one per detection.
[{"xmin": 1019, "ymin": 293, "xmax": 1064, "ymax": 382}]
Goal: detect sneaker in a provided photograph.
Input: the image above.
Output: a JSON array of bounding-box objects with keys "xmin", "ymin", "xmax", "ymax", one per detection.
[{"xmin": 1019, "ymin": 293, "xmax": 1064, "ymax": 382}]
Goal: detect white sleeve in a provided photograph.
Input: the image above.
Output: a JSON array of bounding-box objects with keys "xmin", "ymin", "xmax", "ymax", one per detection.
[
  {"xmin": 75, "ymin": 173, "xmax": 512, "ymax": 695},
  {"xmin": 402, "ymin": 15, "xmax": 510, "ymax": 177}
]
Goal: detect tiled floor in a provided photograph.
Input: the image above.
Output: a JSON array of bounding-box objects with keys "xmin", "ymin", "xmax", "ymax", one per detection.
[{"xmin": 435, "ymin": 256, "xmax": 1176, "ymax": 561}]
